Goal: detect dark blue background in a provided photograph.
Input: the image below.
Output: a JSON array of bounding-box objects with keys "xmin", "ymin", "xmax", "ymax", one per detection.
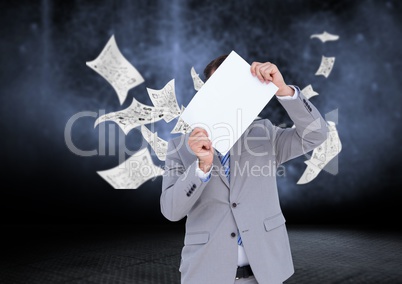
[{"xmin": 1, "ymin": 0, "xmax": 401, "ymax": 225}]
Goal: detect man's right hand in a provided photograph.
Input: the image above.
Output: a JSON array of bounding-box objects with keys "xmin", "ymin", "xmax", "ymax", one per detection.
[{"xmin": 188, "ymin": 127, "xmax": 214, "ymax": 173}]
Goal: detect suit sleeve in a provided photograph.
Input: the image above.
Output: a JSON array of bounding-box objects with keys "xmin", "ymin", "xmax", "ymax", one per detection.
[
  {"xmin": 160, "ymin": 138, "xmax": 210, "ymax": 222},
  {"xmin": 268, "ymin": 90, "xmax": 328, "ymax": 165}
]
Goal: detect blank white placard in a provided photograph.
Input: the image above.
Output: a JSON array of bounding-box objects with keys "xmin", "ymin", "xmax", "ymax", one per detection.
[{"xmin": 180, "ymin": 50, "xmax": 278, "ymax": 155}]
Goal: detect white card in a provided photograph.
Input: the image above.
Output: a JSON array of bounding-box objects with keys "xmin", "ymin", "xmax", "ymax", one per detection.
[{"xmin": 180, "ymin": 50, "xmax": 278, "ymax": 155}]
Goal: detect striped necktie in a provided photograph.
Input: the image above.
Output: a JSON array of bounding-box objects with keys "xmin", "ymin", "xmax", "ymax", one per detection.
[
  {"xmin": 218, "ymin": 151, "xmax": 243, "ymax": 246},
  {"xmin": 218, "ymin": 151, "xmax": 230, "ymax": 183}
]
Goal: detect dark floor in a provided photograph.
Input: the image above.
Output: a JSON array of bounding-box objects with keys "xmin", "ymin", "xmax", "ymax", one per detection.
[{"xmin": 1, "ymin": 224, "xmax": 401, "ymax": 284}]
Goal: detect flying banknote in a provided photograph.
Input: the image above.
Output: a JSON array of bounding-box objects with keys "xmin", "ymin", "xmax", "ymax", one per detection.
[
  {"xmin": 315, "ymin": 56, "xmax": 336, "ymax": 78},
  {"xmin": 190, "ymin": 66, "xmax": 205, "ymax": 91},
  {"xmin": 310, "ymin": 31, "xmax": 340, "ymax": 43},
  {"xmin": 171, "ymin": 106, "xmax": 192, "ymax": 134},
  {"xmin": 146, "ymin": 79, "xmax": 182, "ymax": 122},
  {"xmin": 297, "ymin": 121, "xmax": 342, "ymax": 184},
  {"xmin": 97, "ymin": 147, "xmax": 164, "ymax": 189},
  {"xmin": 140, "ymin": 125, "xmax": 168, "ymax": 161},
  {"xmin": 301, "ymin": 84, "xmax": 319, "ymax": 99},
  {"xmin": 86, "ymin": 35, "xmax": 144, "ymax": 105},
  {"xmin": 94, "ymin": 98, "xmax": 168, "ymax": 135}
]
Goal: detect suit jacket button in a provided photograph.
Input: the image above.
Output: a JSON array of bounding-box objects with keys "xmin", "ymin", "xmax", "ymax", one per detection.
[
  {"xmin": 232, "ymin": 203, "xmax": 237, "ymax": 208},
  {"xmin": 231, "ymin": 232, "xmax": 236, "ymax": 238},
  {"xmin": 192, "ymin": 184, "xmax": 197, "ymax": 189}
]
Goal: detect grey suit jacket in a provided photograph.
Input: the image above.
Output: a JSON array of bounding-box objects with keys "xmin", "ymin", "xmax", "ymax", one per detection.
[{"xmin": 161, "ymin": 92, "xmax": 328, "ymax": 284}]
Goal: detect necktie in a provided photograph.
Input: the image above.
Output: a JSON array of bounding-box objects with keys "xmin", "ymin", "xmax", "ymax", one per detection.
[
  {"xmin": 218, "ymin": 151, "xmax": 230, "ymax": 183},
  {"xmin": 218, "ymin": 151, "xmax": 243, "ymax": 246}
]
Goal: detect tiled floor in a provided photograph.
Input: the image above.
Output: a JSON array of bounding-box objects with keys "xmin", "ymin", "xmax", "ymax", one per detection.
[{"xmin": 1, "ymin": 224, "xmax": 401, "ymax": 283}]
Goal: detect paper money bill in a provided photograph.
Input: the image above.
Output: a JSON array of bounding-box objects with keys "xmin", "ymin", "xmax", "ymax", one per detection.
[
  {"xmin": 310, "ymin": 31, "xmax": 340, "ymax": 43},
  {"xmin": 301, "ymin": 84, "xmax": 319, "ymax": 99},
  {"xmin": 171, "ymin": 106, "xmax": 192, "ymax": 134},
  {"xmin": 297, "ymin": 121, "xmax": 342, "ymax": 184},
  {"xmin": 86, "ymin": 35, "xmax": 144, "ymax": 105},
  {"xmin": 315, "ymin": 56, "xmax": 335, "ymax": 78},
  {"xmin": 146, "ymin": 79, "xmax": 181, "ymax": 122},
  {"xmin": 140, "ymin": 125, "xmax": 168, "ymax": 161},
  {"xmin": 97, "ymin": 148, "xmax": 164, "ymax": 189},
  {"xmin": 191, "ymin": 66, "xmax": 205, "ymax": 91},
  {"xmin": 94, "ymin": 98, "xmax": 168, "ymax": 135}
]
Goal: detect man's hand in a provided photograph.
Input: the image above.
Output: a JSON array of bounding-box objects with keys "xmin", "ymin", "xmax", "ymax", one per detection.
[
  {"xmin": 250, "ymin": 62, "xmax": 294, "ymax": 97},
  {"xmin": 188, "ymin": 127, "xmax": 214, "ymax": 173}
]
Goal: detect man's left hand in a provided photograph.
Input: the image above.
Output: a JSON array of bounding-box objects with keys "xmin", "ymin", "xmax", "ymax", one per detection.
[{"xmin": 250, "ymin": 61, "xmax": 294, "ymax": 97}]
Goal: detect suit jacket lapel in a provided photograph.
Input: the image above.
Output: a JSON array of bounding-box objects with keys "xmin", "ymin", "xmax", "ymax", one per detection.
[
  {"xmin": 229, "ymin": 139, "xmax": 242, "ymax": 196},
  {"xmin": 213, "ymin": 149, "xmax": 230, "ymax": 189},
  {"xmin": 181, "ymin": 134, "xmax": 229, "ymax": 189}
]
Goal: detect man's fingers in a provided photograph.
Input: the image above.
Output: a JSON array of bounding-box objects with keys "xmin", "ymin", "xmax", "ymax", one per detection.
[
  {"xmin": 263, "ymin": 63, "xmax": 277, "ymax": 75},
  {"xmin": 190, "ymin": 127, "xmax": 209, "ymax": 138},
  {"xmin": 189, "ymin": 132, "xmax": 210, "ymax": 145},
  {"xmin": 250, "ymin": 62, "xmax": 261, "ymax": 76},
  {"xmin": 251, "ymin": 62, "xmax": 271, "ymax": 83},
  {"xmin": 259, "ymin": 68, "xmax": 269, "ymax": 82},
  {"xmin": 256, "ymin": 67, "xmax": 265, "ymax": 82},
  {"xmin": 199, "ymin": 140, "xmax": 212, "ymax": 150},
  {"xmin": 188, "ymin": 134, "xmax": 212, "ymax": 149},
  {"xmin": 251, "ymin": 61, "xmax": 279, "ymax": 83},
  {"xmin": 250, "ymin": 62, "xmax": 257, "ymax": 75},
  {"xmin": 260, "ymin": 66, "xmax": 273, "ymax": 82},
  {"xmin": 189, "ymin": 139, "xmax": 212, "ymax": 151},
  {"xmin": 189, "ymin": 127, "xmax": 211, "ymax": 150},
  {"xmin": 191, "ymin": 131, "xmax": 208, "ymax": 138},
  {"xmin": 188, "ymin": 139, "xmax": 212, "ymax": 148}
]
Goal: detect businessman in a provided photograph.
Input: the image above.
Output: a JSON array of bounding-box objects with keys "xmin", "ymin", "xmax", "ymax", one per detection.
[{"xmin": 161, "ymin": 54, "xmax": 328, "ymax": 283}]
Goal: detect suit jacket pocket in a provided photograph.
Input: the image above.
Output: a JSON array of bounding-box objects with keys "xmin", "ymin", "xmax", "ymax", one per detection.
[
  {"xmin": 264, "ymin": 213, "xmax": 286, "ymax": 232},
  {"xmin": 184, "ymin": 232, "xmax": 210, "ymax": 245}
]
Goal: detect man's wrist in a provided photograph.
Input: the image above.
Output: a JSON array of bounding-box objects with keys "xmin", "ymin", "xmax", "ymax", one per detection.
[
  {"xmin": 198, "ymin": 160, "xmax": 212, "ymax": 173},
  {"xmin": 276, "ymin": 85, "xmax": 299, "ymax": 100},
  {"xmin": 276, "ymin": 85, "xmax": 294, "ymax": 97},
  {"xmin": 196, "ymin": 159, "xmax": 212, "ymax": 182}
]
